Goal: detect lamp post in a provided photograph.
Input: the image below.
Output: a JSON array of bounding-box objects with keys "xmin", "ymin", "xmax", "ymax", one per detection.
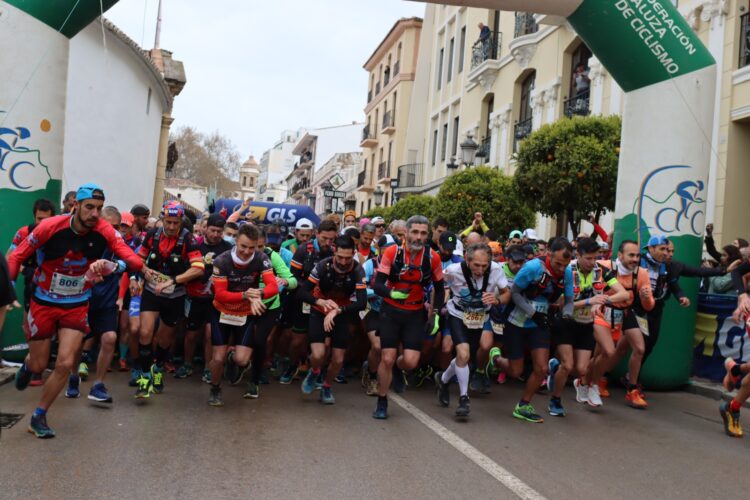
[
  {"xmin": 373, "ymin": 186, "xmax": 385, "ymax": 207},
  {"xmin": 389, "ymin": 178, "xmax": 399, "ymax": 205},
  {"xmin": 460, "ymin": 132, "xmax": 479, "ymax": 167}
]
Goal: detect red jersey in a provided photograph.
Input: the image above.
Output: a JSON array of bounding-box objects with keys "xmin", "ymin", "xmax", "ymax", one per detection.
[{"xmin": 377, "ymin": 245, "xmax": 443, "ymax": 311}]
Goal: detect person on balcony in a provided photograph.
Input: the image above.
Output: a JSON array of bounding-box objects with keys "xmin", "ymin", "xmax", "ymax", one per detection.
[{"xmin": 478, "ymin": 23, "xmax": 491, "ymax": 59}]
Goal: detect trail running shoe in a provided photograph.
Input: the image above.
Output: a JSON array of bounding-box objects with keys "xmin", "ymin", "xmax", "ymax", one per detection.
[
  {"xmin": 128, "ymin": 369, "xmax": 139, "ymax": 387},
  {"xmin": 78, "ymin": 362, "xmax": 89, "ymax": 381},
  {"xmin": 164, "ymin": 361, "xmax": 176, "ymax": 374},
  {"xmin": 174, "ymin": 363, "xmax": 193, "ymax": 379},
  {"xmin": 118, "ymin": 359, "xmax": 129, "ymax": 372},
  {"xmin": 720, "ymin": 401, "xmax": 743, "ymax": 438},
  {"xmin": 547, "ymin": 358, "xmax": 560, "ymax": 393},
  {"xmin": 150, "ymin": 364, "xmax": 164, "ymax": 394},
  {"xmin": 259, "ymin": 368, "xmax": 270, "ymax": 385},
  {"xmin": 587, "ymin": 382, "xmax": 603, "ymax": 407},
  {"xmin": 244, "ymin": 381, "xmax": 259, "ymax": 399},
  {"xmin": 435, "ymin": 371, "xmax": 450, "ymax": 407},
  {"xmin": 201, "ymin": 368, "xmax": 212, "ymax": 384},
  {"xmin": 456, "ymin": 395, "xmax": 471, "ymax": 418},
  {"xmin": 366, "ymin": 377, "xmax": 379, "ymax": 396},
  {"xmin": 486, "ymin": 347, "xmax": 502, "ymax": 377},
  {"xmin": 599, "ymin": 377, "xmax": 610, "ymax": 398},
  {"xmin": 320, "ymin": 386, "xmax": 336, "ymax": 404},
  {"xmin": 392, "ymin": 365, "xmax": 405, "ymax": 394},
  {"xmin": 208, "ymin": 386, "xmax": 224, "ymax": 407},
  {"xmin": 625, "ymin": 388, "xmax": 648, "ymax": 409},
  {"xmin": 548, "ymin": 397, "xmax": 566, "ymax": 417},
  {"xmin": 302, "ymin": 370, "xmax": 317, "ymax": 395},
  {"xmin": 65, "ymin": 375, "xmax": 80, "ymax": 399},
  {"xmin": 574, "ymin": 378, "xmax": 589, "ymax": 404},
  {"xmin": 513, "ymin": 403, "xmax": 544, "ymax": 423},
  {"xmin": 469, "ymin": 371, "xmax": 483, "ymax": 393},
  {"xmin": 724, "ymin": 358, "xmax": 742, "ymax": 391},
  {"xmin": 416, "ymin": 365, "xmax": 434, "ymax": 388},
  {"xmin": 88, "ymin": 382, "xmax": 113, "ymax": 403},
  {"xmin": 334, "ymin": 367, "xmax": 348, "ymax": 384},
  {"xmin": 280, "ymin": 364, "xmax": 297, "ymax": 385},
  {"xmin": 134, "ymin": 371, "xmax": 153, "ymax": 399},
  {"xmin": 372, "ymin": 398, "xmax": 388, "ymax": 419},
  {"xmin": 29, "ymin": 373, "xmax": 44, "ymax": 387},
  {"xmin": 14, "ymin": 363, "xmax": 32, "ymax": 391},
  {"xmin": 28, "ymin": 413, "xmax": 55, "ymax": 439}
]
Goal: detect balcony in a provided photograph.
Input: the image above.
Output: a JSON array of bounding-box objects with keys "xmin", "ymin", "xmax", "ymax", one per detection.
[
  {"xmin": 360, "ymin": 125, "xmax": 378, "ymax": 148},
  {"xmin": 564, "ymin": 89, "xmax": 591, "ymax": 118},
  {"xmin": 357, "ymin": 169, "xmax": 374, "ymax": 192},
  {"xmin": 396, "ymin": 163, "xmax": 423, "ymax": 190},
  {"xmin": 513, "ymin": 117, "xmax": 533, "ymax": 153},
  {"xmin": 475, "ymin": 136, "xmax": 491, "ymax": 162},
  {"xmin": 378, "ymin": 161, "xmax": 390, "ymax": 181},
  {"xmin": 394, "ymin": 60, "xmax": 400, "ymax": 76},
  {"xmin": 741, "ymin": 13, "xmax": 750, "ymax": 69},
  {"xmin": 382, "ymin": 111, "xmax": 395, "ymax": 135},
  {"xmin": 471, "ymin": 31, "xmax": 502, "ymax": 70},
  {"xmin": 514, "ymin": 12, "xmax": 539, "ymax": 38},
  {"xmin": 298, "ymin": 151, "xmax": 313, "ymax": 166}
]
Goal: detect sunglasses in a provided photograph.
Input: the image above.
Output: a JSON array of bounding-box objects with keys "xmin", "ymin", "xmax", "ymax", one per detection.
[{"xmin": 375, "ymin": 224, "xmax": 385, "ymax": 228}]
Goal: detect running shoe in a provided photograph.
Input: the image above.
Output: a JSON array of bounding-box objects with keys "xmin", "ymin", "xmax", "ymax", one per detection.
[
  {"xmin": 486, "ymin": 347, "xmax": 502, "ymax": 377},
  {"xmin": 88, "ymin": 382, "xmax": 113, "ymax": 403},
  {"xmin": 208, "ymin": 386, "xmax": 224, "ymax": 407},
  {"xmin": 174, "ymin": 363, "xmax": 193, "ymax": 379},
  {"xmin": 366, "ymin": 378, "xmax": 379, "ymax": 396},
  {"xmin": 128, "ymin": 369, "xmax": 139, "ymax": 387},
  {"xmin": 497, "ymin": 372, "xmax": 507, "ymax": 384},
  {"xmin": 720, "ymin": 401, "xmax": 743, "ymax": 438},
  {"xmin": 625, "ymin": 388, "xmax": 648, "ymax": 409},
  {"xmin": 164, "ymin": 361, "xmax": 177, "ymax": 374},
  {"xmin": 456, "ymin": 395, "xmax": 471, "ymax": 418},
  {"xmin": 201, "ymin": 368, "xmax": 212, "ymax": 384},
  {"xmin": 279, "ymin": 364, "xmax": 297, "ymax": 385},
  {"xmin": 118, "ymin": 359, "xmax": 128, "ymax": 372},
  {"xmin": 372, "ymin": 398, "xmax": 388, "ymax": 419},
  {"xmin": 415, "ymin": 365, "xmax": 434, "ymax": 388},
  {"xmin": 28, "ymin": 413, "xmax": 55, "ymax": 439},
  {"xmin": 724, "ymin": 358, "xmax": 742, "ymax": 391},
  {"xmin": 513, "ymin": 403, "xmax": 544, "ymax": 423},
  {"xmin": 244, "ymin": 381, "xmax": 259, "ymax": 399},
  {"xmin": 65, "ymin": 375, "xmax": 80, "ymax": 399},
  {"xmin": 482, "ymin": 373, "xmax": 492, "ymax": 393},
  {"xmin": 574, "ymin": 378, "xmax": 589, "ymax": 404},
  {"xmin": 548, "ymin": 397, "xmax": 566, "ymax": 417},
  {"xmin": 259, "ymin": 368, "xmax": 270, "ymax": 385},
  {"xmin": 469, "ymin": 371, "xmax": 483, "ymax": 393},
  {"xmin": 334, "ymin": 367, "xmax": 348, "ymax": 384},
  {"xmin": 134, "ymin": 371, "xmax": 153, "ymax": 399},
  {"xmin": 315, "ymin": 371, "xmax": 325, "ymax": 390},
  {"xmin": 547, "ymin": 358, "xmax": 560, "ymax": 393},
  {"xmin": 29, "ymin": 373, "xmax": 44, "ymax": 387},
  {"xmin": 150, "ymin": 364, "xmax": 165, "ymax": 394},
  {"xmin": 78, "ymin": 361, "xmax": 89, "ymax": 381},
  {"xmin": 599, "ymin": 377, "xmax": 610, "ymax": 398},
  {"xmin": 301, "ymin": 370, "xmax": 317, "ymax": 394},
  {"xmin": 392, "ymin": 365, "xmax": 406, "ymax": 394},
  {"xmin": 14, "ymin": 363, "xmax": 32, "ymax": 391},
  {"xmin": 225, "ymin": 351, "xmax": 249, "ymax": 385},
  {"xmin": 320, "ymin": 386, "xmax": 336, "ymax": 404},
  {"xmin": 435, "ymin": 371, "xmax": 450, "ymax": 407},
  {"xmin": 587, "ymin": 382, "xmax": 603, "ymax": 407}
]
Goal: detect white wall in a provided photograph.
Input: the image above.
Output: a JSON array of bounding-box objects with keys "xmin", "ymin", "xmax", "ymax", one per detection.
[{"xmin": 62, "ymin": 23, "xmax": 165, "ymax": 212}]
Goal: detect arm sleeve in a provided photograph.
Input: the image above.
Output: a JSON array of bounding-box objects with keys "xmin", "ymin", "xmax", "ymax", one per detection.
[
  {"xmin": 460, "ymin": 226, "xmax": 473, "ymax": 238},
  {"xmin": 675, "ymin": 260, "xmax": 725, "ymax": 278},
  {"xmin": 7, "ymin": 223, "xmax": 48, "ymax": 281},
  {"xmin": 297, "ymin": 276, "xmax": 317, "ymax": 305},
  {"xmin": 511, "ymin": 282, "xmax": 537, "ymax": 316},
  {"xmin": 432, "ymin": 279, "xmax": 446, "ymax": 311},
  {"xmin": 731, "ymin": 261, "xmax": 750, "ymax": 293},
  {"xmin": 341, "ymin": 267, "xmax": 368, "ymax": 313},
  {"xmin": 118, "ymin": 273, "xmax": 129, "ymax": 300},
  {"xmin": 562, "ymin": 267, "xmax": 574, "ymax": 317},
  {"xmin": 592, "ymin": 222, "xmax": 609, "ymax": 242},
  {"xmin": 373, "ymin": 272, "xmax": 391, "ymax": 298},
  {"xmin": 704, "ymin": 235, "xmax": 723, "ymax": 262},
  {"xmin": 290, "ymin": 247, "xmax": 307, "ymax": 280},
  {"xmin": 213, "ymin": 278, "xmax": 244, "ymax": 303},
  {"xmin": 271, "ymin": 252, "xmax": 297, "ymax": 290},
  {"xmin": 260, "ymin": 269, "xmax": 279, "ymax": 299}
]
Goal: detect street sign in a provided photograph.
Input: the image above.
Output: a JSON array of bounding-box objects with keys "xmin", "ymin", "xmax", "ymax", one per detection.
[
  {"xmin": 324, "ymin": 189, "xmax": 345, "ymax": 199},
  {"xmin": 329, "ymin": 174, "xmax": 345, "ymax": 189}
]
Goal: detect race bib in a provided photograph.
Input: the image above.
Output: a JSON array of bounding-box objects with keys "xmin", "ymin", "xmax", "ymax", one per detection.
[
  {"xmin": 573, "ymin": 305, "xmax": 594, "ymax": 323},
  {"xmin": 150, "ymin": 272, "xmax": 176, "ymax": 295},
  {"xmin": 602, "ymin": 306, "xmax": 624, "ymax": 327},
  {"xmin": 49, "ymin": 272, "xmax": 84, "ymax": 296},
  {"xmin": 359, "ymin": 301, "xmax": 371, "ymax": 320},
  {"xmin": 219, "ymin": 312, "xmax": 247, "ymax": 326},
  {"xmin": 302, "ymin": 302, "xmax": 311, "ymax": 315},
  {"xmin": 635, "ymin": 315, "xmax": 650, "ymax": 336},
  {"xmin": 462, "ymin": 310, "xmax": 487, "ymax": 330},
  {"xmin": 490, "ymin": 321, "xmax": 504, "ymax": 335}
]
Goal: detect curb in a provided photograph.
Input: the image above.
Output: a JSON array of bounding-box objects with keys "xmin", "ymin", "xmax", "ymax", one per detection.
[
  {"xmin": 0, "ymin": 367, "xmax": 15, "ymax": 387},
  {"xmin": 683, "ymin": 378, "xmax": 750, "ymax": 409}
]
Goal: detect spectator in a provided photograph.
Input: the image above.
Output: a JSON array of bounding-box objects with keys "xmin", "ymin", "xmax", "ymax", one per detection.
[
  {"xmin": 461, "ymin": 212, "xmax": 490, "ymax": 237},
  {"xmin": 573, "ymin": 63, "xmax": 590, "ymax": 95},
  {"xmin": 708, "ymin": 245, "xmax": 743, "ymax": 295}
]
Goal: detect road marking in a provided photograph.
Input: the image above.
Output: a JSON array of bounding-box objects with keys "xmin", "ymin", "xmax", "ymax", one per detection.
[{"xmin": 391, "ymin": 394, "xmax": 547, "ymax": 500}]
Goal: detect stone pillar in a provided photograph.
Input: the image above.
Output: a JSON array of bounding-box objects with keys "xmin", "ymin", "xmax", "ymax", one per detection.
[
  {"xmin": 152, "ymin": 114, "xmax": 174, "ymax": 214},
  {"xmin": 587, "ymin": 56, "xmax": 607, "ymax": 115},
  {"xmin": 530, "ymin": 89, "xmax": 545, "ymax": 130},
  {"xmin": 544, "ymin": 78, "xmax": 561, "ymax": 123},
  {"xmin": 496, "ymin": 104, "xmax": 513, "ymax": 170}
]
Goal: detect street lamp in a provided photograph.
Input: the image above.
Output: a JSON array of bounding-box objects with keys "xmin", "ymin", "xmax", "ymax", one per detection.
[
  {"xmin": 373, "ymin": 186, "xmax": 385, "ymax": 207},
  {"xmin": 460, "ymin": 132, "xmax": 479, "ymax": 167},
  {"xmin": 447, "ymin": 157, "xmax": 459, "ymax": 170},
  {"xmin": 389, "ymin": 178, "xmax": 399, "ymax": 205}
]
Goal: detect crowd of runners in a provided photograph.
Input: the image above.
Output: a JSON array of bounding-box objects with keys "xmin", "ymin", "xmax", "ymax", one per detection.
[{"xmin": 2, "ymin": 183, "xmax": 750, "ymax": 440}]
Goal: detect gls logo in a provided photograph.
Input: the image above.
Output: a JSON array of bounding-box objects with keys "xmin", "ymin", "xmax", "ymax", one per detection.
[{"xmin": 266, "ymin": 208, "xmax": 298, "ymax": 224}]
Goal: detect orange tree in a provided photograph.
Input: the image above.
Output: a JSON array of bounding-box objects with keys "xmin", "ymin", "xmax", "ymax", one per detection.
[
  {"xmin": 513, "ymin": 115, "xmax": 621, "ymax": 235},
  {"xmin": 434, "ymin": 166, "xmax": 534, "ymax": 236}
]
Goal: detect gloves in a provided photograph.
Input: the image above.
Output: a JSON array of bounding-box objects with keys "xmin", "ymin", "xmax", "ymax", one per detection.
[
  {"xmin": 531, "ymin": 311, "xmax": 549, "ymax": 328},
  {"xmin": 390, "ymin": 290, "xmax": 410, "ymax": 300},
  {"xmin": 430, "ymin": 314, "xmax": 440, "ymax": 336}
]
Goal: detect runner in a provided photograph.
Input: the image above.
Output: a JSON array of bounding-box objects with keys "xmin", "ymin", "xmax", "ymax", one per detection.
[
  {"xmin": 9, "ymin": 183, "xmax": 142, "ymax": 438},
  {"xmin": 371, "ymin": 217, "xmax": 386, "ymax": 241},
  {"xmin": 208, "ymin": 224, "xmax": 279, "ymax": 406},
  {"xmin": 435, "ymin": 243, "xmax": 509, "ymax": 418},
  {"xmin": 356, "ymin": 223, "xmax": 378, "ymax": 265},
  {"xmin": 505, "ymin": 237, "xmax": 574, "ymax": 423},
  {"xmin": 281, "ymin": 218, "xmax": 314, "ymax": 255},
  {"xmin": 371, "ymin": 215, "xmax": 445, "ymax": 419},
  {"xmin": 721, "ymin": 351, "xmax": 750, "ymax": 437},
  {"xmin": 297, "ymin": 235, "xmax": 367, "ymax": 404},
  {"xmin": 134, "ymin": 201, "xmax": 204, "ymax": 399}
]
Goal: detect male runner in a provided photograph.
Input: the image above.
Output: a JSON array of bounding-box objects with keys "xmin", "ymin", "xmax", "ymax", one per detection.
[{"xmin": 281, "ymin": 218, "xmax": 314, "ymax": 255}]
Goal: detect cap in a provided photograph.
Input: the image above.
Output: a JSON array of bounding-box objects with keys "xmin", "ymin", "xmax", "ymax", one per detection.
[
  {"xmin": 344, "ymin": 210, "xmax": 357, "ymax": 219},
  {"xmin": 488, "ymin": 241, "xmax": 503, "ymax": 255},
  {"xmin": 206, "ymin": 213, "xmax": 226, "ymax": 228},
  {"xmin": 359, "ymin": 217, "xmax": 371, "ymax": 227},
  {"xmin": 120, "ymin": 212, "xmax": 134, "ymax": 227},
  {"xmin": 646, "ymin": 235, "xmax": 669, "ymax": 247},
  {"xmin": 509, "ymin": 230, "xmax": 523, "ymax": 239},
  {"xmin": 507, "ymin": 248, "xmax": 527, "ymax": 262},
  {"xmin": 371, "ymin": 216, "xmax": 385, "ymax": 225},
  {"xmin": 75, "ymin": 183, "xmax": 105, "ymax": 202},
  {"xmin": 523, "ymin": 228, "xmax": 538, "ymax": 241},
  {"xmin": 377, "ymin": 234, "xmax": 397, "ymax": 248},
  {"xmin": 600, "ymin": 242, "xmax": 610, "ymax": 250},
  {"xmin": 439, "ymin": 231, "xmax": 458, "ymax": 252},
  {"xmin": 295, "ymin": 218, "xmax": 314, "ymax": 230},
  {"xmin": 265, "ymin": 232, "xmax": 282, "ymax": 245},
  {"xmin": 341, "ymin": 225, "xmax": 359, "ymax": 236},
  {"xmin": 130, "ymin": 204, "xmax": 150, "ymax": 216},
  {"xmin": 162, "ymin": 200, "xmax": 185, "ymax": 218}
]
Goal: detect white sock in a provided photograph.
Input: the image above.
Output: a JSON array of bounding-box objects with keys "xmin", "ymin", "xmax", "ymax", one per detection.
[
  {"xmin": 442, "ymin": 359, "xmax": 457, "ymax": 383},
  {"xmin": 456, "ymin": 364, "xmax": 470, "ymax": 397}
]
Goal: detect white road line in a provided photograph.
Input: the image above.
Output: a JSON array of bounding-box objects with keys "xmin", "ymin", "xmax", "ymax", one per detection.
[{"xmin": 390, "ymin": 394, "xmax": 547, "ymax": 500}]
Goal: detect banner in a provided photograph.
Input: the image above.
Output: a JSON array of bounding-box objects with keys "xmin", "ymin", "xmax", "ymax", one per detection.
[{"xmin": 212, "ymin": 199, "xmax": 321, "ymax": 226}]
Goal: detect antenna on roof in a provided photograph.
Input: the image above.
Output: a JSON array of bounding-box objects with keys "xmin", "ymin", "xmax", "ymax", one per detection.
[{"xmin": 154, "ymin": 0, "xmax": 163, "ymax": 49}]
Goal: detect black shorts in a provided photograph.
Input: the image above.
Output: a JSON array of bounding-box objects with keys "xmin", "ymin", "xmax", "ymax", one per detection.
[
  {"xmin": 185, "ymin": 296, "xmax": 213, "ymax": 331},
  {"xmin": 308, "ymin": 309, "xmax": 358, "ymax": 350},
  {"xmin": 122, "ymin": 289, "xmax": 131, "ymax": 312},
  {"xmin": 279, "ymin": 291, "xmax": 296, "ymax": 329},
  {"xmin": 551, "ymin": 317, "xmax": 595, "ymax": 351},
  {"xmin": 0, "ymin": 254, "xmax": 16, "ymax": 308},
  {"xmin": 209, "ymin": 309, "xmax": 279, "ymax": 347},
  {"xmin": 292, "ymin": 301, "xmax": 310, "ymax": 334},
  {"xmin": 365, "ymin": 309, "xmax": 380, "ymax": 334},
  {"xmin": 447, "ymin": 314, "xmax": 483, "ymax": 345},
  {"xmin": 378, "ymin": 303, "xmax": 426, "ymax": 351},
  {"xmin": 86, "ymin": 306, "xmax": 118, "ymax": 340},
  {"xmin": 140, "ymin": 289, "xmax": 185, "ymax": 327},
  {"xmin": 503, "ymin": 322, "xmax": 551, "ymax": 360}
]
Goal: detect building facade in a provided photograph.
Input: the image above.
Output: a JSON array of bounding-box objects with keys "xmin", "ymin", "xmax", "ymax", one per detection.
[
  {"xmin": 311, "ymin": 152, "xmax": 361, "ymax": 218},
  {"xmin": 258, "ymin": 129, "xmax": 305, "ymax": 203},
  {"xmin": 239, "ymin": 155, "xmax": 260, "ymax": 200}
]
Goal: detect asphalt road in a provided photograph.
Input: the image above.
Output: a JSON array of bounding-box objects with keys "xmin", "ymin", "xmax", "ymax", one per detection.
[{"xmin": 1, "ymin": 371, "xmax": 749, "ymax": 499}]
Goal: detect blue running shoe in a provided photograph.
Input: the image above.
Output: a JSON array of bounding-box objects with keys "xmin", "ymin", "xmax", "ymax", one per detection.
[
  {"xmin": 320, "ymin": 386, "xmax": 336, "ymax": 404},
  {"xmin": 301, "ymin": 370, "xmax": 317, "ymax": 394},
  {"xmin": 65, "ymin": 375, "xmax": 80, "ymax": 399},
  {"xmin": 548, "ymin": 397, "xmax": 566, "ymax": 417},
  {"xmin": 315, "ymin": 371, "xmax": 325, "ymax": 390},
  {"xmin": 14, "ymin": 363, "xmax": 32, "ymax": 391},
  {"xmin": 372, "ymin": 398, "xmax": 388, "ymax": 419},
  {"xmin": 392, "ymin": 365, "xmax": 405, "ymax": 394},
  {"xmin": 28, "ymin": 413, "xmax": 55, "ymax": 439},
  {"xmin": 150, "ymin": 364, "xmax": 165, "ymax": 394},
  {"xmin": 547, "ymin": 358, "xmax": 560, "ymax": 393},
  {"xmin": 88, "ymin": 382, "xmax": 113, "ymax": 404},
  {"xmin": 128, "ymin": 369, "xmax": 139, "ymax": 387}
]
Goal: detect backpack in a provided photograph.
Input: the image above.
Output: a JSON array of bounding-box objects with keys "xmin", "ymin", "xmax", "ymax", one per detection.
[
  {"xmin": 572, "ymin": 263, "xmax": 604, "ymax": 300},
  {"xmin": 145, "ymin": 227, "xmax": 190, "ymax": 275},
  {"xmin": 388, "ymin": 246, "xmax": 433, "ymax": 288}
]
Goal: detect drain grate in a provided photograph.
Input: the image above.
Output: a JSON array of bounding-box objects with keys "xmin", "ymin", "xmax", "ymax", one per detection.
[{"xmin": 0, "ymin": 412, "xmax": 24, "ymax": 430}]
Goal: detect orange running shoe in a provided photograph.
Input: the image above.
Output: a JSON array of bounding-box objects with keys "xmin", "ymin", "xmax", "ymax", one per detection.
[
  {"xmin": 29, "ymin": 373, "xmax": 44, "ymax": 387},
  {"xmin": 118, "ymin": 358, "xmax": 128, "ymax": 372},
  {"xmin": 626, "ymin": 388, "xmax": 648, "ymax": 409},
  {"xmin": 723, "ymin": 358, "xmax": 741, "ymax": 391},
  {"xmin": 598, "ymin": 377, "xmax": 610, "ymax": 398}
]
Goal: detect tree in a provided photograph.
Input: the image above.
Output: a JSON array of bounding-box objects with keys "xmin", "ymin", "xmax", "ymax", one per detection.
[
  {"xmin": 513, "ymin": 115, "xmax": 621, "ymax": 235},
  {"xmin": 169, "ymin": 126, "xmax": 242, "ymax": 194},
  {"xmin": 388, "ymin": 195, "xmax": 436, "ymax": 222},
  {"xmin": 434, "ymin": 166, "xmax": 535, "ymax": 236},
  {"xmin": 363, "ymin": 206, "xmax": 392, "ymax": 221}
]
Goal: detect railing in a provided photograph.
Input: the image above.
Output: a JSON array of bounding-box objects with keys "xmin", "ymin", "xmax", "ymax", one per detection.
[
  {"xmin": 397, "ymin": 163, "xmax": 423, "ymax": 188},
  {"xmin": 513, "ymin": 117, "xmax": 533, "ymax": 152},
  {"xmin": 394, "ymin": 60, "xmax": 400, "ymax": 76},
  {"xmin": 514, "ymin": 12, "xmax": 538, "ymax": 38},
  {"xmin": 475, "ymin": 136, "xmax": 491, "ymax": 160},
  {"xmin": 564, "ymin": 89, "xmax": 591, "ymax": 118},
  {"xmin": 740, "ymin": 13, "xmax": 750, "ymax": 68},
  {"xmin": 471, "ymin": 31, "xmax": 502, "ymax": 70},
  {"xmin": 299, "ymin": 151, "xmax": 313, "ymax": 165},
  {"xmin": 382, "ymin": 110, "xmax": 394, "ymax": 129},
  {"xmin": 367, "ymin": 90, "xmax": 372, "ymax": 103},
  {"xmin": 378, "ymin": 161, "xmax": 389, "ymax": 179},
  {"xmin": 362, "ymin": 125, "xmax": 375, "ymax": 143},
  {"xmin": 357, "ymin": 170, "xmax": 367, "ymax": 187}
]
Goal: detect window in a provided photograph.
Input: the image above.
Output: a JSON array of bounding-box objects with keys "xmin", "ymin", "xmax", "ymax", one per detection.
[
  {"xmin": 458, "ymin": 26, "xmax": 466, "ymax": 73},
  {"xmin": 441, "ymin": 123, "xmax": 449, "ymax": 161},
  {"xmin": 519, "ymin": 73, "xmax": 535, "ymax": 123},
  {"xmin": 447, "ymin": 38, "xmax": 455, "ymax": 82},
  {"xmin": 360, "ymin": 202, "xmax": 364, "ymax": 214},
  {"xmin": 249, "ymin": 177, "xmax": 255, "ymax": 187},
  {"xmin": 384, "ymin": 192, "xmax": 389, "ymax": 207},
  {"xmin": 437, "ymin": 48, "xmax": 444, "ymax": 90},
  {"xmin": 452, "ymin": 116, "xmax": 460, "ymax": 156},
  {"xmin": 431, "ymin": 129, "xmax": 438, "ymax": 166},
  {"xmin": 242, "ymin": 177, "xmax": 246, "ymax": 187},
  {"xmin": 368, "ymin": 199, "xmax": 372, "ymax": 211},
  {"xmin": 267, "ymin": 197, "xmax": 274, "ymax": 202},
  {"xmin": 392, "ymin": 91, "xmax": 397, "ymax": 122}
]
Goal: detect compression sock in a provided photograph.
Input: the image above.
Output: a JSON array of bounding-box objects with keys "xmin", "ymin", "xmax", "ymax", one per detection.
[
  {"xmin": 730, "ymin": 399, "xmax": 742, "ymax": 413},
  {"xmin": 138, "ymin": 344, "xmax": 153, "ymax": 372},
  {"xmin": 455, "ymin": 364, "xmax": 470, "ymax": 397},
  {"xmin": 118, "ymin": 343, "xmax": 128, "ymax": 361},
  {"xmin": 441, "ymin": 358, "xmax": 457, "ymax": 384},
  {"xmin": 154, "ymin": 345, "xmax": 169, "ymax": 367}
]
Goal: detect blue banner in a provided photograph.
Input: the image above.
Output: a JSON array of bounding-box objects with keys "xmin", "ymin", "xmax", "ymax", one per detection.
[
  {"xmin": 693, "ymin": 293, "xmax": 750, "ymax": 382},
  {"xmin": 211, "ymin": 199, "xmax": 320, "ymax": 226}
]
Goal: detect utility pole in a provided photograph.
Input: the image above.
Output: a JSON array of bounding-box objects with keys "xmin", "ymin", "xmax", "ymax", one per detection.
[{"xmin": 154, "ymin": 0, "xmax": 163, "ymax": 49}]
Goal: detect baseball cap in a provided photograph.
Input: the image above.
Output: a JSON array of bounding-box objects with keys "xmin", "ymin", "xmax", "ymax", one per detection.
[
  {"xmin": 130, "ymin": 204, "xmax": 150, "ymax": 216},
  {"xmin": 207, "ymin": 213, "xmax": 226, "ymax": 228},
  {"xmin": 377, "ymin": 234, "xmax": 397, "ymax": 248},
  {"xmin": 75, "ymin": 183, "xmax": 105, "ymax": 202},
  {"xmin": 439, "ymin": 231, "xmax": 458, "ymax": 252},
  {"xmin": 344, "ymin": 210, "xmax": 357, "ymax": 219},
  {"xmin": 488, "ymin": 241, "xmax": 503, "ymax": 255},
  {"xmin": 507, "ymin": 248, "xmax": 527, "ymax": 262},
  {"xmin": 162, "ymin": 200, "xmax": 184, "ymax": 218},
  {"xmin": 371, "ymin": 216, "xmax": 385, "ymax": 226},
  {"xmin": 120, "ymin": 212, "xmax": 135, "ymax": 227},
  {"xmin": 509, "ymin": 230, "xmax": 523, "ymax": 239},
  {"xmin": 523, "ymin": 228, "xmax": 538, "ymax": 241},
  {"xmin": 295, "ymin": 218, "xmax": 314, "ymax": 230},
  {"xmin": 646, "ymin": 235, "xmax": 669, "ymax": 247}
]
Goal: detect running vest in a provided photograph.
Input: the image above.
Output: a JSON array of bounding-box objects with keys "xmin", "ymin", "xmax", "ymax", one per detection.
[
  {"xmin": 144, "ymin": 227, "xmax": 191, "ymax": 277},
  {"xmin": 388, "ymin": 246, "xmax": 433, "ymax": 288}
]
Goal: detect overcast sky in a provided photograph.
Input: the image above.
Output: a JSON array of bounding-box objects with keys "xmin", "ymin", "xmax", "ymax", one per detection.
[{"xmin": 106, "ymin": 0, "xmax": 425, "ymax": 160}]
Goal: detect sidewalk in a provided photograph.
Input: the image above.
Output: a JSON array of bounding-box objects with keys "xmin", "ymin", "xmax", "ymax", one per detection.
[
  {"xmin": 0, "ymin": 366, "xmax": 15, "ymax": 386},
  {"xmin": 683, "ymin": 376, "xmax": 750, "ymax": 409}
]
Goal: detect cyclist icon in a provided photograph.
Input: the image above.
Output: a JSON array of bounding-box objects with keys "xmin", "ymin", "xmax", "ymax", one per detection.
[{"xmin": 655, "ymin": 179, "xmax": 705, "ymax": 235}]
